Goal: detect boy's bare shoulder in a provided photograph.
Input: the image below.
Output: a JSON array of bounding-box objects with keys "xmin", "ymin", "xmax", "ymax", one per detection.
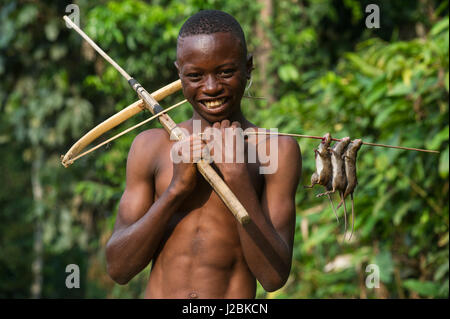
[
  {"xmin": 130, "ymin": 128, "xmax": 170, "ymax": 153},
  {"xmin": 270, "ymin": 133, "xmax": 302, "ymax": 172},
  {"xmin": 278, "ymin": 134, "xmax": 301, "ymax": 157},
  {"xmin": 132, "ymin": 128, "xmax": 169, "ymax": 148},
  {"xmin": 129, "ymin": 119, "xmax": 192, "ymax": 161},
  {"xmin": 247, "ymin": 126, "xmax": 301, "ymax": 157},
  {"xmin": 127, "ymin": 128, "xmax": 170, "ymax": 174}
]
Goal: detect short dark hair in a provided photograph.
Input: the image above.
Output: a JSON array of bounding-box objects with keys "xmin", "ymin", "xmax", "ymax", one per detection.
[{"xmin": 178, "ymin": 10, "xmax": 247, "ymax": 56}]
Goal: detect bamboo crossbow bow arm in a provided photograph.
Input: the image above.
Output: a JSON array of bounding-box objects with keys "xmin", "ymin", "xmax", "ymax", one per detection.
[
  {"xmin": 61, "ymin": 80, "xmax": 182, "ymax": 167},
  {"xmin": 62, "ymin": 16, "xmax": 251, "ymax": 225}
]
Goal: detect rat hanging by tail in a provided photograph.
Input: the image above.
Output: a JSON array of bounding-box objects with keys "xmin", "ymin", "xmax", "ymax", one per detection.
[
  {"xmin": 304, "ymin": 133, "xmax": 340, "ymax": 223},
  {"xmin": 337, "ymin": 139, "xmax": 363, "ymax": 240}
]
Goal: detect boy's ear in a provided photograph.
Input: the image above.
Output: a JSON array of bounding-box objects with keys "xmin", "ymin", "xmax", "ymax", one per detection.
[
  {"xmin": 174, "ymin": 61, "xmax": 180, "ymax": 74},
  {"xmin": 246, "ymin": 54, "xmax": 254, "ymax": 79}
]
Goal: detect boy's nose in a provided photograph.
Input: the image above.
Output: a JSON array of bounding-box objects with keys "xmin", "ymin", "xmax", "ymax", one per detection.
[{"xmin": 203, "ymin": 75, "xmax": 223, "ymax": 95}]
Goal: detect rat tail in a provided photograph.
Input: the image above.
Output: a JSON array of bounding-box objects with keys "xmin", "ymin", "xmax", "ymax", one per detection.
[
  {"xmin": 337, "ymin": 189, "xmax": 350, "ymax": 209},
  {"xmin": 349, "ymin": 193, "xmax": 355, "ymax": 241},
  {"xmin": 340, "ymin": 191, "xmax": 347, "ymax": 239},
  {"xmin": 327, "ymin": 194, "xmax": 339, "ymax": 223}
]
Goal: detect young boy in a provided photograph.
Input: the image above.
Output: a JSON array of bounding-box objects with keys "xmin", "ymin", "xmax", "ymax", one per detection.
[{"xmin": 105, "ymin": 10, "xmax": 302, "ymax": 299}]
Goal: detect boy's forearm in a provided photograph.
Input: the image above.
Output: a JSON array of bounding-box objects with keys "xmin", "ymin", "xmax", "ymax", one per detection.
[
  {"xmin": 106, "ymin": 184, "xmax": 189, "ymax": 284},
  {"xmin": 223, "ymin": 170, "xmax": 292, "ymax": 291}
]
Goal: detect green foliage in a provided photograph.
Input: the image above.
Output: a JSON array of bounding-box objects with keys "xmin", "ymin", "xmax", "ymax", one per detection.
[
  {"xmin": 0, "ymin": 0, "xmax": 448, "ymax": 299},
  {"xmin": 271, "ymin": 11, "xmax": 448, "ymax": 299}
]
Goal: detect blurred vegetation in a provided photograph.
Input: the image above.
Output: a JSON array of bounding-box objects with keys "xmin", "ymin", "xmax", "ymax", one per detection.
[{"xmin": 0, "ymin": 0, "xmax": 448, "ymax": 299}]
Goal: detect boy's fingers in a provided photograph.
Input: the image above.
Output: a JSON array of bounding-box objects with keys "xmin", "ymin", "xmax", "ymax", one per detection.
[
  {"xmin": 231, "ymin": 121, "xmax": 241, "ymax": 128},
  {"xmin": 190, "ymin": 134, "xmax": 202, "ymax": 142},
  {"xmin": 204, "ymin": 126, "xmax": 219, "ymax": 143},
  {"xmin": 220, "ymin": 119, "xmax": 230, "ymax": 129},
  {"xmin": 201, "ymin": 146, "xmax": 213, "ymax": 163}
]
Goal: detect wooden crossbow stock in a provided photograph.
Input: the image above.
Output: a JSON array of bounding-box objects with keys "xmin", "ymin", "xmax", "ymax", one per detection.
[{"xmin": 61, "ymin": 16, "xmax": 250, "ymax": 225}]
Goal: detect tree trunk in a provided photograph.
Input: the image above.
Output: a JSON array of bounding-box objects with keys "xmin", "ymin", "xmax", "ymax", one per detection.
[
  {"xmin": 30, "ymin": 147, "xmax": 44, "ymax": 299},
  {"xmin": 254, "ymin": 0, "xmax": 274, "ymax": 105}
]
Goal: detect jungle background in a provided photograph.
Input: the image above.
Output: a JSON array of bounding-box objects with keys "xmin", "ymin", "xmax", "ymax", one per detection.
[{"xmin": 0, "ymin": 0, "xmax": 448, "ymax": 299}]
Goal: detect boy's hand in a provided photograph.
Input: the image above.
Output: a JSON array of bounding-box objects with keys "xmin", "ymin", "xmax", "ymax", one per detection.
[
  {"xmin": 204, "ymin": 120, "xmax": 248, "ymax": 181},
  {"xmin": 170, "ymin": 134, "xmax": 209, "ymax": 196}
]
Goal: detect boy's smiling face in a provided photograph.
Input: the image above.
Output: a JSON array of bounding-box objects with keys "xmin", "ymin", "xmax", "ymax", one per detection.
[{"xmin": 175, "ymin": 32, "xmax": 252, "ymax": 123}]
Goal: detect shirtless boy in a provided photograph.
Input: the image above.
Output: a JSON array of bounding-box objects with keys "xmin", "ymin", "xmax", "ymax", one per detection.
[{"xmin": 105, "ymin": 10, "xmax": 302, "ymax": 299}]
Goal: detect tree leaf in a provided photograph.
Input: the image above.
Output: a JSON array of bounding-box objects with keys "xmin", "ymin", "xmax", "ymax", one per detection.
[
  {"xmin": 439, "ymin": 147, "xmax": 449, "ymax": 178},
  {"xmin": 403, "ymin": 279, "xmax": 442, "ymax": 297},
  {"xmin": 430, "ymin": 17, "xmax": 449, "ymax": 36},
  {"xmin": 278, "ymin": 64, "xmax": 300, "ymax": 83},
  {"xmin": 426, "ymin": 125, "xmax": 449, "ymax": 150}
]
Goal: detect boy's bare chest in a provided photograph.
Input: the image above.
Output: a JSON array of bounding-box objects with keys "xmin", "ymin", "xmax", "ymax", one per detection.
[{"xmin": 153, "ymin": 142, "xmax": 265, "ymax": 209}]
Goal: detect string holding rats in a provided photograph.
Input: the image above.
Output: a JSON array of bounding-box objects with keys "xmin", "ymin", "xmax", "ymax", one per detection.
[{"xmin": 242, "ymin": 131, "xmax": 440, "ymax": 154}]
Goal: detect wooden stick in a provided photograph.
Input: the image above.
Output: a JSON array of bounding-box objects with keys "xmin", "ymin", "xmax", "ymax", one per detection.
[
  {"xmin": 64, "ymin": 16, "xmax": 131, "ymax": 81},
  {"xmin": 69, "ymin": 99, "xmax": 188, "ymax": 163},
  {"xmin": 243, "ymin": 131, "xmax": 440, "ymax": 154}
]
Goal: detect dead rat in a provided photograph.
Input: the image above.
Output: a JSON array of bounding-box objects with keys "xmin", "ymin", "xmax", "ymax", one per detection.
[
  {"xmin": 317, "ymin": 137, "xmax": 351, "ymax": 235},
  {"xmin": 337, "ymin": 138, "xmax": 363, "ymax": 240},
  {"xmin": 304, "ymin": 133, "xmax": 339, "ymax": 222}
]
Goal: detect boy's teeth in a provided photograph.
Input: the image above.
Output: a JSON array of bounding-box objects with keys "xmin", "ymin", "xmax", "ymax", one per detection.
[{"xmin": 204, "ymin": 98, "xmax": 225, "ymax": 108}]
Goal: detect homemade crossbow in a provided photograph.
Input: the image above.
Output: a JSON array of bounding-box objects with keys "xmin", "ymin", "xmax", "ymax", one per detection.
[{"xmin": 61, "ymin": 16, "xmax": 250, "ymax": 225}]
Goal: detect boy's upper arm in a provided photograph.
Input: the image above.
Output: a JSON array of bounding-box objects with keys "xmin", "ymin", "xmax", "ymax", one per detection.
[
  {"xmin": 115, "ymin": 130, "xmax": 163, "ymax": 230},
  {"xmin": 261, "ymin": 136, "xmax": 302, "ymax": 251}
]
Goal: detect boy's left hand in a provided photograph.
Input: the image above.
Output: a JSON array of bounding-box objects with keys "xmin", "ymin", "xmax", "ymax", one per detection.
[{"xmin": 203, "ymin": 120, "xmax": 249, "ymax": 181}]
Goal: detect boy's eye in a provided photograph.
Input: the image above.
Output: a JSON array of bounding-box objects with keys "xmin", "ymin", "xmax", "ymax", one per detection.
[
  {"xmin": 186, "ymin": 73, "xmax": 201, "ymax": 80},
  {"xmin": 219, "ymin": 69, "xmax": 235, "ymax": 77}
]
